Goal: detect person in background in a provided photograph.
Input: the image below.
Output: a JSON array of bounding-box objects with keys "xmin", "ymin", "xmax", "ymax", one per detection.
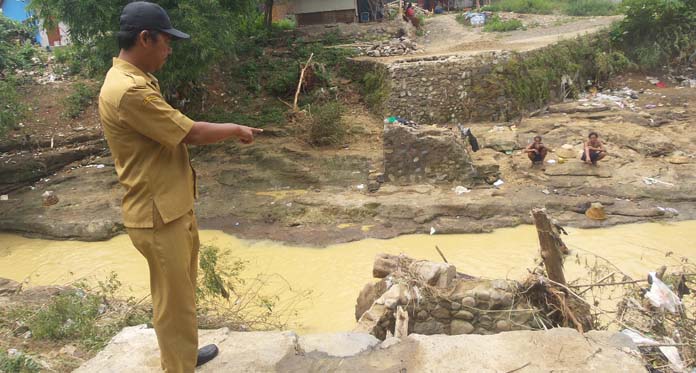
[
  {"xmin": 524, "ymin": 135, "xmax": 548, "ymax": 166},
  {"xmin": 581, "ymin": 132, "xmax": 607, "ymax": 166}
]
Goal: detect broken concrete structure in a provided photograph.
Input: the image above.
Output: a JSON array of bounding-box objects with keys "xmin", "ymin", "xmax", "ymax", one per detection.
[{"xmin": 354, "ymin": 254, "xmax": 537, "ymax": 340}]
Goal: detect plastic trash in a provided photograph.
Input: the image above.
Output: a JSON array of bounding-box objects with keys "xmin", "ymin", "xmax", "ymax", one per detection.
[
  {"xmin": 645, "ymin": 272, "xmax": 681, "ymax": 313},
  {"xmin": 0, "ymin": 195, "xmax": 7, "ymax": 201},
  {"xmin": 429, "ymin": 226, "xmax": 436, "ymax": 235},
  {"xmin": 384, "ymin": 116, "xmax": 398, "ymax": 124},
  {"xmin": 454, "ymin": 186, "xmax": 471, "ymax": 195},
  {"xmin": 470, "ymin": 13, "xmax": 486, "ymax": 26},
  {"xmin": 356, "ymin": 184, "xmax": 365, "ymax": 190},
  {"xmin": 660, "ymin": 337, "xmax": 686, "ymax": 372},
  {"xmin": 493, "ymin": 179, "xmax": 504, "ymax": 187},
  {"xmin": 642, "ymin": 177, "xmax": 674, "ymax": 186},
  {"xmin": 655, "ymin": 81, "xmax": 667, "ymax": 88},
  {"xmin": 621, "ymin": 329, "xmax": 658, "ymax": 345},
  {"xmin": 657, "ymin": 206, "xmax": 679, "ymax": 215},
  {"xmin": 547, "ymin": 159, "xmax": 557, "ymax": 164},
  {"xmin": 645, "ymin": 104, "xmax": 657, "ymax": 109}
]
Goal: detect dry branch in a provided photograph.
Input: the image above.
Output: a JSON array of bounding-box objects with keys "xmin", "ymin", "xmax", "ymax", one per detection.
[{"xmin": 293, "ymin": 53, "xmax": 314, "ymax": 112}]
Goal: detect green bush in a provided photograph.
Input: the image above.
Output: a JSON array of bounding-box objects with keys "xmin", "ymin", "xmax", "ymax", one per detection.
[
  {"xmin": 484, "ymin": 16, "xmax": 525, "ymax": 32},
  {"xmin": 62, "ymin": 82, "xmax": 98, "ymax": 119},
  {"xmin": 612, "ymin": 0, "xmax": 696, "ymax": 68},
  {"xmin": 0, "ymin": 79, "xmax": 25, "ymax": 134},
  {"xmin": 360, "ymin": 68, "xmax": 390, "ymax": 113},
  {"xmin": 0, "ymin": 350, "xmax": 41, "ymax": 373},
  {"xmin": 483, "ymin": 0, "xmax": 556, "ymax": 14},
  {"xmin": 0, "ymin": 15, "xmax": 37, "ymax": 73},
  {"xmin": 28, "ymin": 0, "xmax": 262, "ymax": 97},
  {"xmin": 565, "ymin": 0, "xmax": 618, "ymax": 16},
  {"xmin": 266, "ymin": 63, "xmax": 299, "ymax": 97},
  {"xmin": 273, "ymin": 18, "xmax": 296, "ymax": 31},
  {"xmin": 309, "ymin": 101, "xmax": 346, "ymax": 146},
  {"xmin": 52, "ymin": 45, "xmax": 82, "ymax": 75}
]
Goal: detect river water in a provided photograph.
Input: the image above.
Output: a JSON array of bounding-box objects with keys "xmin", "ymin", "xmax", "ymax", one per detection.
[{"xmin": 1, "ymin": 221, "xmax": 694, "ymax": 334}]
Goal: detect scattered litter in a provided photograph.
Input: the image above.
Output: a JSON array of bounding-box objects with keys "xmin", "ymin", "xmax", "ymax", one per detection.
[
  {"xmin": 356, "ymin": 184, "xmax": 365, "ymax": 190},
  {"xmin": 645, "ymin": 104, "xmax": 657, "ymax": 109},
  {"xmin": 655, "ymin": 81, "xmax": 667, "ymax": 89},
  {"xmin": 95, "ymin": 164, "xmax": 105, "ymax": 169},
  {"xmin": 546, "ymin": 159, "xmax": 557, "ymax": 164},
  {"xmin": 645, "ymin": 272, "xmax": 681, "ymax": 313},
  {"xmin": 429, "ymin": 226, "xmax": 436, "ymax": 235},
  {"xmin": 621, "ymin": 329, "xmax": 658, "ymax": 345},
  {"xmin": 646, "ymin": 76, "xmax": 660, "ymax": 85},
  {"xmin": 542, "ymin": 189, "xmax": 550, "ymax": 195},
  {"xmin": 585, "ymin": 202, "xmax": 607, "ymax": 220},
  {"xmin": 41, "ymin": 191, "xmax": 59, "ymax": 206},
  {"xmin": 493, "ymin": 179, "xmax": 504, "ymax": 187},
  {"xmin": 285, "ymin": 202, "xmax": 293, "ymax": 207},
  {"xmin": 0, "ymin": 195, "xmax": 8, "ymax": 201},
  {"xmin": 681, "ymin": 79, "xmax": 696, "ymax": 88},
  {"xmin": 659, "ymin": 337, "xmax": 686, "ymax": 372},
  {"xmin": 642, "ymin": 177, "xmax": 674, "ymax": 186},
  {"xmin": 657, "ymin": 206, "xmax": 679, "ymax": 215},
  {"xmin": 454, "ymin": 186, "xmax": 471, "ymax": 195},
  {"xmin": 384, "ymin": 116, "xmax": 418, "ymax": 127},
  {"xmin": 234, "ymin": 222, "xmax": 240, "ymax": 226}
]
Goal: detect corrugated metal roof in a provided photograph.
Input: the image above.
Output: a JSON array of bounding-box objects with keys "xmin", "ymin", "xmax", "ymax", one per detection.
[{"xmin": 293, "ymin": 0, "xmax": 356, "ymax": 14}]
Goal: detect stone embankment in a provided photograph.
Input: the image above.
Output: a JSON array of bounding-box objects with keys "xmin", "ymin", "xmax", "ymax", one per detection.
[
  {"xmin": 76, "ymin": 324, "xmax": 645, "ymax": 372},
  {"xmin": 354, "ymin": 254, "xmax": 538, "ymax": 339}
]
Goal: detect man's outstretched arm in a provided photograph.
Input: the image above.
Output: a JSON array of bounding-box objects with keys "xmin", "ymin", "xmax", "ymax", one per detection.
[{"xmin": 182, "ymin": 122, "xmax": 263, "ymax": 145}]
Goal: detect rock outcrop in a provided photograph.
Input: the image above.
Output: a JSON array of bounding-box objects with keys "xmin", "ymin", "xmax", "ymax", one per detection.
[{"xmin": 76, "ymin": 325, "xmax": 646, "ymax": 372}]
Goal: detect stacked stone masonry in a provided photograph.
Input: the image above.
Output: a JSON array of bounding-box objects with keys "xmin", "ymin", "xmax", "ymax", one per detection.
[{"xmin": 355, "ymin": 254, "xmax": 537, "ymax": 340}]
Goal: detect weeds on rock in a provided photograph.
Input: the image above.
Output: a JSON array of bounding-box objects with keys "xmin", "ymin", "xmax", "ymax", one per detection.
[{"xmin": 360, "ymin": 68, "xmax": 390, "ymax": 114}]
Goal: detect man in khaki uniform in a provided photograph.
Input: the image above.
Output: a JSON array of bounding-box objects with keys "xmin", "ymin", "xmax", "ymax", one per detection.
[{"xmin": 98, "ymin": 3, "xmax": 261, "ymax": 372}]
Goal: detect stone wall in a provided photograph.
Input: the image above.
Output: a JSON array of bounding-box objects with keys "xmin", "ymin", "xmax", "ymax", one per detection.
[
  {"xmin": 382, "ymin": 123, "xmax": 499, "ymax": 185},
  {"xmin": 385, "ymin": 52, "xmax": 514, "ymax": 124},
  {"xmin": 354, "ymin": 254, "xmax": 537, "ymax": 340}
]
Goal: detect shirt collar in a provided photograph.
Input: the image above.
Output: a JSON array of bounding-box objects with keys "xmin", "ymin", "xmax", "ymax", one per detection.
[{"xmin": 112, "ymin": 58, "xmax": 159, "ymax": 84}]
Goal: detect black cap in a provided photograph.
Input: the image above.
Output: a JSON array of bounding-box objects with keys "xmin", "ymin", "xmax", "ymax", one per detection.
[{"xmin": 120, "ymin": 1, "xmax": 190, "ymax": 40}]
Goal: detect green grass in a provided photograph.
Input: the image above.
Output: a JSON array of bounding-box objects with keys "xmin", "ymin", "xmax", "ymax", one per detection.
[
  {"xmin": 62, "ymin": 82, "xmax": 97, "ymax": 119},
  {"xmin": 309, "ymin": 101, "xmax": 346, "ymax": 146},
  {"xmin": 0, "ymin": 78, "xmax": 24, "ymax": 134},
  {"xmin": 482, "ymin": 0, "xmax": 618, "ymax": 15},
  {"xmin": 484, "ymin": 16, "xmax": 525, "ymax": 32},
  {"xmin": 0, "ymin": 350, "xmax": 41, "ymax": 373}
]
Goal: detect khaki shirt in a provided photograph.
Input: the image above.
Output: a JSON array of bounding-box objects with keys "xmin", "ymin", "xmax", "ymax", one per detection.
[{"xmin": 99, "ymin": 58, "xmax": 196, "ymax": 228}]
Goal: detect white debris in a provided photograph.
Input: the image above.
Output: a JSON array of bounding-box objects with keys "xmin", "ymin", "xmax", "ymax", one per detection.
[
  {"xmin": 645, "ymin": 272, "xmax": 681, "ymax": 313},
  {"xmin": 493, "ymin": 179, "xmax": 504, "ymax": 187},
  {"xmin": 0, "ymin": 195, "xmax": 8, "ymax": 201},
  {"xmin": 356, "ymin": 184, "xmax": 365, "ymax": 191},
  {"xmin": 429, "ymin": 227, "xmax": 436, "ymax": 235},
  {"xmin": 454, "ymin": 186, "xmax": 471, "ymax": 195}
]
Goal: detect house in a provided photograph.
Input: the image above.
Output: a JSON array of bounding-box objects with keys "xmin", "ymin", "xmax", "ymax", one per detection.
[
  {"xmin": 292, "ymin": 0, "xmax": 358, "ymax": 26},
  {"xmin": 1, "ymin": 0, "xmax": 70, "ymax": 47}
]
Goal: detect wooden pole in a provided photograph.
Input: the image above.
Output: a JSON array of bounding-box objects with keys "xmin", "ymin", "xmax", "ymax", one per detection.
[
  {"xmin": 531, "ymin": 208, "xmax": 566, "ymax": 285},
  {"xmin": 293, "ymin": 52, "xmax": 314, "ymax": 112}
]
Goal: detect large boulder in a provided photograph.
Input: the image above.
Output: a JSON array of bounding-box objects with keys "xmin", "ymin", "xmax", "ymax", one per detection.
[{"xmin": 0, "ymin": 278, "xmax": 21, "ymax": 296}]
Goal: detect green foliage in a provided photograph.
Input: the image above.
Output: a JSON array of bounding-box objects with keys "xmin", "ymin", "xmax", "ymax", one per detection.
[
  {"xmin": 0, "ymin": 350, "xmax": 41, "ymax": 373},
  {"xmin": 0, "ymin": 15, "xmax": 37, "ymax": 73},
  {"xmin": 483, "ymin": 0, "xmax": 556, "ymax": 14},
  {"xmin": 565, "ymin": 0, "xmax": 618, "ymax": 16},
  {"xmin": 482, "ymin": 0, "xmax": 618, "ymax": 15},
  {"xmin": 28, "ymin": 0, "xmax": 262, "ymax": 96},
  {"xmin": 474, "ymin": 34, "xmax": 629, "ymax": 117},
  {"xmin": 52, "ymin": 46, "xmax": 82, "ymax": 76},
  {"xmin": 309, "ymin": 101, "xmax": 346, "ymax": 146},
  {"xmin": 484, "ymin": 16, "xmax": 525, "ymax": 32},
  {"xmin": 360, "ymin": 68, "xmax": 390, "ymax": 113},
  {"xmin": 613, "ymin": 0, "xmax": 696, "ymax": 68},
  {"xmin": 272, "ymin": 18, "xmax": 297, "ymax": 31},
  {"xmin": 24, "ymin": 273, "xmax": 148, "ymax": 351},
  {"xmin": 62, "ymin": 82, "xmax": 98, "ymax": 119},
  {"xmin": 195, "ymin": 245, "xmax": 311, "ymax": 331},
  {"xmin": 0, "ymin": 78, "xmax": 25, "ymax": 135},
  {"xmin": 197, "ymin": 245, "xmax": 247, "ymax": 302}
]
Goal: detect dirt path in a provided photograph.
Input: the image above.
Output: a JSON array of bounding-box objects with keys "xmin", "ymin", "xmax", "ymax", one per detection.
[{"xmin": 376, "ymin": 13, "xmax": 621, "ymax": 62}]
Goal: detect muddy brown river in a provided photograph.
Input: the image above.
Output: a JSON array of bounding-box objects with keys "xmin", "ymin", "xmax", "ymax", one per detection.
[{"xmin": 1, "ymin": 221, "xmax": 694, "ymax": 334}]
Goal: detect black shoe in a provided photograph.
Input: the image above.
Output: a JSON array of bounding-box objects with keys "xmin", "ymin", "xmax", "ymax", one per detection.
[{"xmin": 196, "ymin": 344, "xmax": 219, "ymax": 367}]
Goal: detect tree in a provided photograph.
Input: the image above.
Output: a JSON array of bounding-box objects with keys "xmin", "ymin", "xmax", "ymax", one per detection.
[
  {"xmin": 264, "ymin": 0, "xmax": 274, "ymax": 30},
  {"xmin": 28, "ymin": 0, "xmax": 262, "ymax": 98}
]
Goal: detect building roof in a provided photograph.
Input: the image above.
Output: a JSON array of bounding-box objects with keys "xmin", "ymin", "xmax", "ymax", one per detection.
[{"xmin": 293, "ymin": 0, "xmax": 356, "ymax": 14}]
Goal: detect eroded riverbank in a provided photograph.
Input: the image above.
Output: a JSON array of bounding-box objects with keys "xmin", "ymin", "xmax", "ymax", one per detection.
[{"xmin": 1, "ymin": 220, "xmax": 694, "ymax": 334}]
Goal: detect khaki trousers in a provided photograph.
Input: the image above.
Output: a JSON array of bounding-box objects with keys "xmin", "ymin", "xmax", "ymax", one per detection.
[{"xmin": 127, "ymin": 209, "xmax": 200, "ymax": 373}]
